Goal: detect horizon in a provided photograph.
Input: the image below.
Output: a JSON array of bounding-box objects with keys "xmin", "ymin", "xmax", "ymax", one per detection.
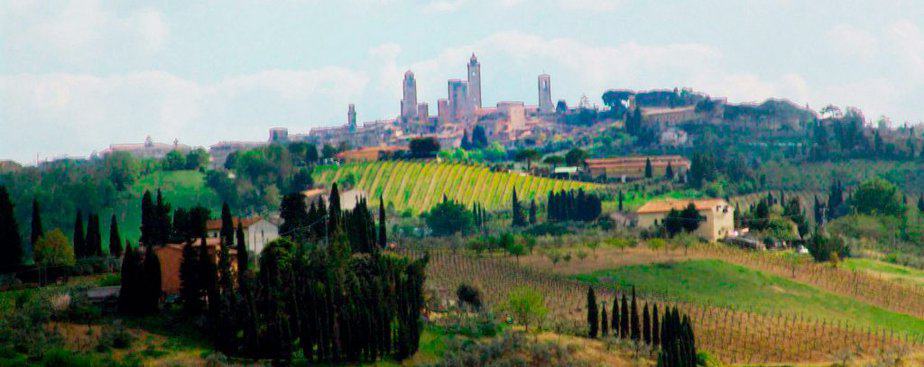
[{"xmin": 3, "ymin": 1, "xmax": 924, "ymax": 163}]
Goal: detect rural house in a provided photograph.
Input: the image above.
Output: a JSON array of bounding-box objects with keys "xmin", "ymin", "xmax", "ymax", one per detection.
[
  {"xmin": 206, "ymin": 216, "xmax": 279, "ymax": 257},
  {"xmin": 636, "ymin": 198, "xmax": 735, "ymax": 242}
]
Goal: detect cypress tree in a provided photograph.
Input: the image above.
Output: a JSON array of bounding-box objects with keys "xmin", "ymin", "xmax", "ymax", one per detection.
[
  {"xmin": 73, "ymin": 210, "xmax": 85, "ymax": 259},
  {"xmin": 600, "ymin": 302, "xmax": 609, "ymax": 337},
  {"xmin": 236, "ymin": 222, "xmax": 248, "ymax": 271},
  {"xmin": 30, "ymin": 198, "xmax": 43, "ymax": 246},
  {"xmin": 179, "ymin": 240, "xmax": 202, "ymax": 314},
  {"xmin": 665, "ymin": 162, "xmax": 674, "ymax": 179},
  {"xmin": 918, "ymin": 195, "xmax": 924, "ymax": 213},
  {"xmin": 586, "ymin": 287, "xmax": 598, "ymax": 338},
  {"xmin": 652, "ymin": 303, "xmax": 661, "ymax": 346},
  {"xmin": 118, "ymin": 245, "xmax": 142, "ymax": 314},
  {"xmin": 511, "ymin": 188, "xmax": 525, "ymax": 227},
  {"xmin": 328, "ymin": 183, "xmax": 342, "ymax": 233},
  {"xmin": 86, "ymin": 213, "xmax": 102, "ymax": 257},
  {"xmin": 109, "ymin": 215, "xmax": 122, "ymax": 258},
  {"xmin": 620, "ymin": 293, "xmax": 629, "ymax": 339},
  {"xmin": 378, "ymin": 196, "xmax": 387, "ymax": 248},
  {"xmin": 618, "ymin": 190, "xmax": 624, "ymax": 212},
  {"xmin": 644, "ymin": 157, "xmax": 653, "ymax": 178},
  {"xmin": 140, "ymin": 191, "xmax": 154, "ymax": 247},
  {"xmin": 0, "ymin": 187, "xmax": 23, "ymax": 269},
  {"xmin": 528, "ymin": 199, "xmax": 537, "ymax": 225},
  {"xmin": 630, "ymin": 286, "xmax": 640, "ymax": 341},
  {"xmin": 611, "ymin": 293, "xmax": 620, "ymax": 336},
  {"xmin": 199, "ymin": 233, "xmax": 219, "ymax": 320},
  {"xmin": 142, "ymin": 244, "xmax": 162, "ymax": 314},
  {"xmin": 643, "ymin": 303, "xmax": 651, "ymax": 344}
]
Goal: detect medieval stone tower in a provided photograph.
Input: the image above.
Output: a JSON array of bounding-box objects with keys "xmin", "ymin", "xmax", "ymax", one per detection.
[
  {"xmin": 401, "ymin": 70, "xmax": 418, "ymax": 121},
  {"xmin": 538, "ymin": 74, "xmax": 552, "ymax": 114},
  {"xmin": 467, "ymin": 53, "xmax": 482, "ymax": 109}
]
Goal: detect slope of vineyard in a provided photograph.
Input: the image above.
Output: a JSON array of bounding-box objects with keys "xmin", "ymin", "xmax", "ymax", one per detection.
[{"xmin": 313, "ymin": 161, "xmax": 598, "ymax": 213}]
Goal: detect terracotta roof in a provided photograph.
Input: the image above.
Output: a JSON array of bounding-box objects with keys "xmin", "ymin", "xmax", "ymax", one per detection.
[
  {"xmin": 205, "ymin": 216, "xmax": 263, "ymax": 231},
  {"xmin": 636, "ymin": 198, "xmax": 729, "ymax": 214}
]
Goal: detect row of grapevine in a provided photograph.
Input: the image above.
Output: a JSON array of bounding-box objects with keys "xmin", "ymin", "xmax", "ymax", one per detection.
[
  {"xmin": 409, "ymin": 249, "xmax": 920, "ymax": 364},
  {"xmin": 313, "ymin": 161, "xmax": 599, "ymax": 213}
]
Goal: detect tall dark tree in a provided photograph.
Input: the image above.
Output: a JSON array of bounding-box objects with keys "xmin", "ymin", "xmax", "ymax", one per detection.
[
  {"xmin": 642, "ymin": 303, "xmax": 651, "ymax": 344},
  {"xmin": 378, "ymin": 197, "xmax": 387, "ymax": 248},
  {"xmin": 73, "ymin": 210, "xmax": 86, "ymax": 259},
  {"xmin": 620, "ymin": 293, "xmax": 629, "ymax": 339},
  {"xmin": 665, "ymin": 162, "xmax": 674, "ymax": 180},
  {"xmin": 600, "ymin": 302, "xmax": 609, "ymax": 337},
  {"xmin": 118, "ymin": 246, "xmax": 142, "ymax": 314},
  {"xmin": 85, "ymin": 213, "xmax": 102, "ymax": 257},
  {"xmin": 587, "ymin": 287, "xmax": 599, "ymax": 338},
  {"xmin": 611, "ymin": 293, "xmax": 620, "ymax": 337},
  {"xmin": 644, "ymin": 157, "xmax": 653, "ymax": 178},
  {"xmin": 109, "ymin": 215, "xmax": 122, "ymax": 258},
  {"xmin": 328, "ymin": 183, "xmax": 342, "ymax": 233},
  {"xmin": 918, "ymin": 195, "xmax": 924, "ymax": 213},
  {"xmin": 236, "ymin": 222, "xmax": 248, "ymax": 271},
  {"xmin": 0, "ymin": 187, "xmax": 23, "ymax": 269},
  {"xmin": 179, "ymin": 239, "xmax": 202, "ymax": 314},
  {"xmin": 630, "ymin": 287, "xmax": 640, "ymax": 342},
  {"xmin": 140, "ymin": 191, "xmax": 154, "ymax": 246},
  {"xmin": 141, "ymin": 244, "xmax": 162, "ymax": 314},
  {"xmin": 652, "ymin": 303, "xmax": 661, "ymax": 346},
  {"xmin": 528, "ymin": 199, "xmax": 537, "ymax": 225},
  {"xmin": 511, "ymin": 188, "xmax": 526, "ymax": 227},
  {"xmin": 154, "ymin": 189, "xmax": 172, "ymax": 246},
  {"xmin": 280, "ymin": 192, "xmax": 309, "ymax": 242},
  {"xmin": 618, "ymin": 190, "xmax": 625, "ymax": 212},
  {"xmin": 30, "ymin": 198, "xmax": 43, "ymax": 246}
]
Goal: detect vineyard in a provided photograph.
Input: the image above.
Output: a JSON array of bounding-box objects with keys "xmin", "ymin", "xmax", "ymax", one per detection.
[
  {"xmin": 313, "ymin": 161, "xmax": 598, "ymax": 213},
  {"xmin": 413, "ymin": 249, "xmax": 923, "ymax": 364}
]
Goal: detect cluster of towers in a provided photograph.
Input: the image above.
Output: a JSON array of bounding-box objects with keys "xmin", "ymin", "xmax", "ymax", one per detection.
[{"xmin": 399, "ymin": 53, "xmax": 553, "ymax": 127}]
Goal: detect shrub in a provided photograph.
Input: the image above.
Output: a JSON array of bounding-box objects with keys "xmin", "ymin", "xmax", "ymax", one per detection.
[
  {"xmin": 456, "ymin": 284, "xmax": 483, "ymax": 311},
  {"xmin": 97, "ymin": 320, "xmax": 134, "ymax": 352}
]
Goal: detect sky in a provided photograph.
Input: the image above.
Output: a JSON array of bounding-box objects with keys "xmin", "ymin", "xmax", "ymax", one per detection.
[{"xmin": 2, "ymin": 0, "xmax": 924, "ymax": 164}]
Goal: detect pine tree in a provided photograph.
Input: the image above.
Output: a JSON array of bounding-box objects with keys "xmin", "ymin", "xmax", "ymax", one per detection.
[
  {"xmin": 73, "ymin": 210, "xmax": 85, "ymax": 259},
  {"xmin": 528, "ymin": 199, "xmax": 537, "ymax": 225},
  {"xmin": 630, "ymin": 287, "xmax": 640, "ymax": 341},
  {"xmin": 30, "ymin": 198, "xmax": 43, "ymax": 246},
  {"xmin": 643, "ymin": 303, "xmax": 651, "ymax": 344},
  {"xmin": 586, "ymin": 287, "xmax": 598, "ymax": 338},
  {"xmin": 0, "ymin": 187, "xmax": 23, "ymax": 269},
  {"xmin": 645, "ymin": 157, "xmax": 653, "ymax": 178},
  {"xmin": 378, "ymin": 196, "xmax": 387, "ymax": 248},
  {"xmin": 600, "ymin": 302, "xmax": 609, "ymax": 337},
  {"xmin": 109, "ymin": 215, "xmax": 122, "ymax": 258}
]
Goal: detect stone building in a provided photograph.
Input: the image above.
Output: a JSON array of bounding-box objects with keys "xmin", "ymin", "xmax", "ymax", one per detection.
[
  {"xmin": 467, "ymin": 54, "xmax": 482, "ymax": 109},
  {"xmin": 400, "ymin": 71, "xmax": 418, "ymax": 122},
  {"xmin": 538, "ymin": 74, "xmax": 552, "ymax": 114},
  {"xmin": 636, "ymin": 199, "xmax": 735, "ymax": 242}
]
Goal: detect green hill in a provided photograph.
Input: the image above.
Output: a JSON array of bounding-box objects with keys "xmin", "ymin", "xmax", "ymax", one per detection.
[
  {"xmin": 313, "ymin": 161, "xmax": 598, "ymax": 214},
  {"xmin": 575, "ymin": 259, "xmax": 924, "ymax": 336},
  {"xmin": 99, "ymin": 170, "xmax": 221, "ymax": 250}
]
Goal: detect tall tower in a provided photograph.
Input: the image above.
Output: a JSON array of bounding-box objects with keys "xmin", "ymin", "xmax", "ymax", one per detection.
[
  {"xmin": 348, "ymin": 104, "xmax": 357, "ymax": 132},
  {"xmin": 448, "ymin": 79, "xmax": 470, "ymax": 122},
  {"xmin": 401, "ymin": 70, "xmax": 418, "ymax": 121},
  {"xmin": 538, "ymin": 74, "xmax": 552, "ymax": 114},
  {"xmin": 467, "ymin": 53, "xmax": 481, "ymax": 109}
]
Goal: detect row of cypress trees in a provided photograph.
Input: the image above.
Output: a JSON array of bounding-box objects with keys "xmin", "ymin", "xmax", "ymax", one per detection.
[
  {"xmin": 72, "ymin": 211, "xmax": 123, "ymax": 258},
  {"xmin": 586, "ymin": 286, "xmax": 696, "ymax": 366},
  {"xmin": 547, "ymin": 189, "xmax": 602, "ymax": 222}
]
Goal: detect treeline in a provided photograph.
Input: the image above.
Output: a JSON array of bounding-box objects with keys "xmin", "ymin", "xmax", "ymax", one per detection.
[
  {"xmin": 546, "ymin": 189, "xmax": 602, "ymax": 222},
  {"xmin": 586, "ymin": 287, "xmax": 697, "ymax": 367}
]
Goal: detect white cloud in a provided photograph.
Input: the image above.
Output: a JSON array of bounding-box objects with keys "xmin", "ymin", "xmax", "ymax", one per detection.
[
  {"xmin": 0, "ymin": 68, "xmax": 369, "ymax": 163},
  {"xmin": 423, "ymin": 0, "xmax": 467, "ymax": 13},
  {"xmin": 826, "ymin": 24, "xmax": 878, "ymax": 60},
  {"xmin": 1, "ymin": 0, "xmax": 170, "ymax": 66},
  {"xmin": 557, "ymin": 0, "xmax": 623, "ymax": 12}
]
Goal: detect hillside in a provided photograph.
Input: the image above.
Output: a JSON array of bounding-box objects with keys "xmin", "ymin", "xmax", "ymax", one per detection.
[
  {"xmin": 313, "ymin": 161, "xmax": 598, "ymax": 213},
  {"xmin": 100, "ymin": 170, "xmax": 221, "ymax": 250}
]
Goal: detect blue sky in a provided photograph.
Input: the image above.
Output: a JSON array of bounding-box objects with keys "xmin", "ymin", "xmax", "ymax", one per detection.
[{"xmin": 2, "ymin": 0, "xmax": 924, "ymax": 164}]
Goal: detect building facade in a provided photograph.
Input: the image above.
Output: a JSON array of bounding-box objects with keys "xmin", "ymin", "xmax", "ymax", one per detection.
[
  {"xmin": 585, "ymin": 155, "xmax": 691, "ymax": 179},
  {"xmin": 636, "ymin": 199, "xmax": 735, "ymax": 242}
]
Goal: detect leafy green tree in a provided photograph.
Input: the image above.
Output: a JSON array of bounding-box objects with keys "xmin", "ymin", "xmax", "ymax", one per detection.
[
  {"xmin": 807, "ymin": 230, "xmax": 849, "ymax": 263},
  {"xmin": 850, "ymin": 178, "xmax": 905, "ymax": 217},
  {"xmin": 503, "ymin": 286, "xmax": 548, "ymax": 333},
  {"xmin": 515, "ymin": 149, "xmax": 540, "ymax": 170},
  {"xmin": 34, "ymin": 229, "xmax": 75, "ymax": 267},
  {"xmin": 587, "ymin": 287, "xmax": 598, "ymax": 338},
  {"xmin": 472, "ymin": 125, "xmax": 489, "ymax": 149},
  {"xmin": 409, "ymin": 137, "xmax": 440, "ymax": 159},
  {"xmin": 456, "ymin": 284, "xmax": 483, "ymax": 311},
  {"xmin": 185, "ymin": 148, "xmax": 210, "ymax": 170},
  {"xmin": 424, "ymin": 198, "xmax": 474, "ymax": 236},
  {"xmin": 565, "ymin": 148, "xmax": 588, "ymax": 167},
  {"xmin": 103, "ymin": 151, "xmax": 140, "ymax": 190},
  {"xmin": 162, "ymin": 150, "xmax": 187, "ymax": 171}
]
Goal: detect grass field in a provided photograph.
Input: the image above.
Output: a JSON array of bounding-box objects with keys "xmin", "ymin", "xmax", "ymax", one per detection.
[
  {"xmin": 100, "ymin": 170, "xmax": 221, "ymax": 251},
  {"xmin": 313, "ymin": 161, "xmax": 598, "ymax": 214},
  {"xmin": 575, "ymin": 259, "xmax": 924, "ymax": 336},
  {"xmin": 843, "ymin": 258, "xmax": 924, "ymax": 286}
]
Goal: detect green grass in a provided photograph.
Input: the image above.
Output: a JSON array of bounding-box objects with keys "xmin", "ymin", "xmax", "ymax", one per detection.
[
  {"xmin": 575, "ymin": 259, "xmax": 924, "ymax": 336},
  {"xmin": 843, "ymin": 258, "xmax": 924, "ymax": 286},
  {"xmin": 313, "ymin": 162, "xmax": 598, "ymax": 214},
  {"xmin": 99, "ymin": 170, "xmax": 221, "ymax": 250}
]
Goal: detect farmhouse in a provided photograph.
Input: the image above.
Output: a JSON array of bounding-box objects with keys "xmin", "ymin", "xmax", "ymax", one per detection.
[
  {"xmin": 152, "ymin": 239, "xmax": 236, "ymax": 295},
  {"xmin": 636, "ymin": 198, "xmax": 735, "ymax": 242},
  {"xmin": 336, "ymin": 146, "xmax": 408, "ymax": 162},
  {"xmin": 585, "ymin": 155, "xmax": 690, "ymax": 180},
  {"xmin": 205, "ymin": 216, "xmax": 279, "ymax": 257}
]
